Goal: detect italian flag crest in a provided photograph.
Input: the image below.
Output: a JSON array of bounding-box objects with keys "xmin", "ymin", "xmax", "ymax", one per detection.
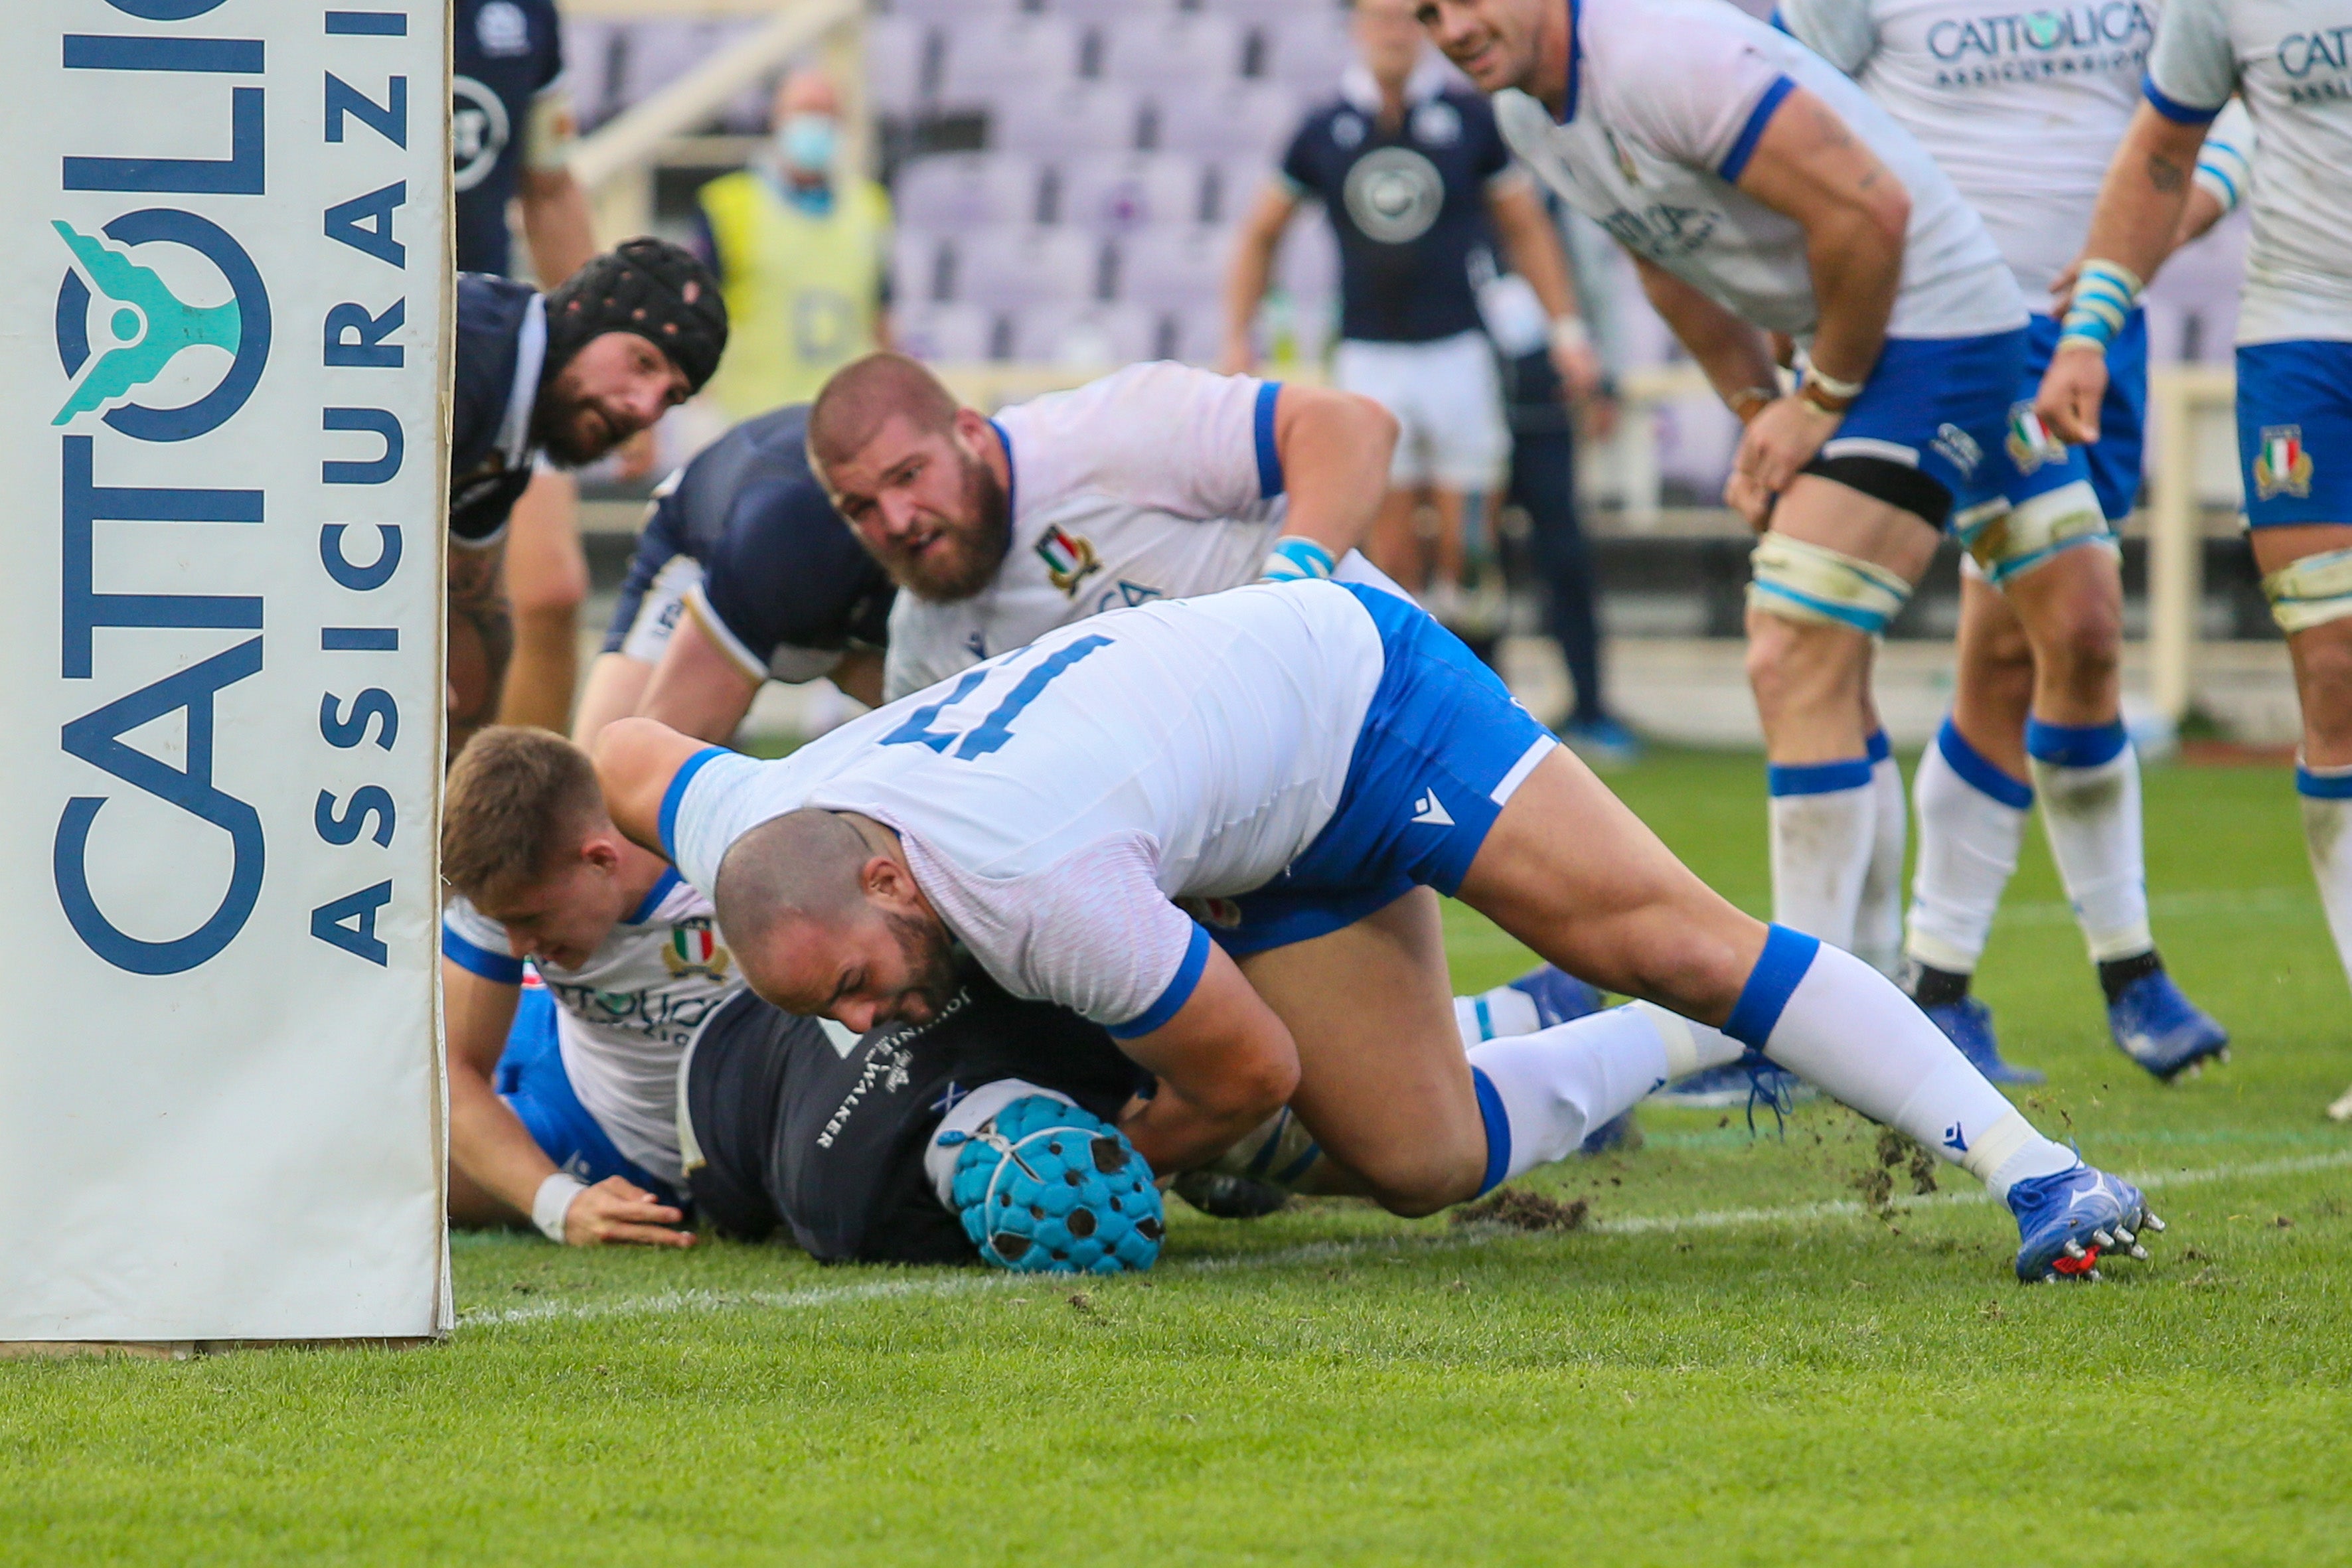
[
  {"xmin": 664, "ymin": 919, "xmax": 728, "ymax": 977},
  {"xmin": 1034, "ymin": 525, "xmax": 1101, "ymax": 596},
  {"xmin": 2255, "ymin": 425, "xmax": 2314, "ymax": 501}
]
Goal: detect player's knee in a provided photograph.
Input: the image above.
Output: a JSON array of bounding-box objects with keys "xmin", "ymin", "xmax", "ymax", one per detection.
[
  {"xmin": 1359, "ymin": 1144, "xmax": 1486, "ymax": 1218},
  {"xmin": 2293, "ymin": 623, "xmax": 2352, "ymax": 743},
  {"xmin": 2034, "ymin": 595, "xmax": 2123, "ymax": 693},
  {"xmin": 508, "ymin": 555, "xmax": 590, "ymax": 617}
]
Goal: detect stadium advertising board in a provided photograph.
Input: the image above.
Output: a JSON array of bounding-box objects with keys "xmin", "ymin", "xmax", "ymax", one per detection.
[{"xmin": 0, "ymin": 1, "xmax": 449, "ymax": 1342}]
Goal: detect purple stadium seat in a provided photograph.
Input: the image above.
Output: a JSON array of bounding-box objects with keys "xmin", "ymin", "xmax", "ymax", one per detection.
[
  {"xmin": 1008, "ymin": 301, "xmax": 1162, "ymax": 366},
  {"xmin": 1147, "ymin": 81, "xmax": 1300, "ymax": 159},
  {"xmin": 1258, "ymin": 14, "xmax": 1352, "ymax": 98},
  {"xmin": 1097, "ymin": 14, "xmax": 1249, "ymax": 88},
  {"xmin": 896, "ymin": 153, "xmax": 1048, "ymax": 231},
  {"xmin": 865, "ymin": 17, "xmax": 934, "ymax": 119},
  {"xmin": 956, "ymin": 226, "xmax": 1111, "ymax": 309},
  {"xmin": 939, "ymin": 15, "xmax": 1083, "ymax": 112},
  {"xmin": 1055, "ymin": 154, "xmax": 1210, "ymax": 233},
  {"xmin": 1114, "ymin": 224, "xmax": 1230, "ymax": 310},
  {"xmin": 993, "ymin": 82, "xmax": 1143, "ymax": 157},
  {"xmin": 894, "ymin": 302, "xmax": 999, "ymax": 364}
]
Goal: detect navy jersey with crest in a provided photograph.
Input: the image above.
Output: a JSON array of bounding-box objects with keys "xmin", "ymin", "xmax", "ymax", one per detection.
[
  {"xmin": 1279, "ymin": 80, "xmax": 1513, "ymax": 343},
  {"xmin": 453, "ymin": 0, "xmax": 566, "ymax": 276},
  {"xmin": 683, "ymin": 970, "xmax": 1148, "ymax": 1265},
  {"xmin": 604, "ymin": 404, "xmax": 896, "ymax": 682},
  {"xmin": 448, "ymin": 272, "xmax": 542, "ymax": 544}
]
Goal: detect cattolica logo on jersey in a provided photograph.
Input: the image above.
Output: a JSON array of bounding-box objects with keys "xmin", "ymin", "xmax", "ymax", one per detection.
[
  {"xmin": 2255, "ymin": 426, "xmax": 2315, "ymax": 501},
  {"xmin": 1035, "ymin": 525, "xmax": 1101, "ymax": 596},
  {"xmin": 663, "ymin": 917, "xmax": 732, "ymax": 979}
]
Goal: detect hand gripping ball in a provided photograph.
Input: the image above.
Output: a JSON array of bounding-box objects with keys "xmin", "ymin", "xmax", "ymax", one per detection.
[{"xmin": 937, "ymin": 1096, "xmax": 1164, "ymax": 1275}]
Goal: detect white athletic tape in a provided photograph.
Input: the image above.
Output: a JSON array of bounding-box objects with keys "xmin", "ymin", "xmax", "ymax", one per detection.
[
  {"xmin": 458, "ymin": 1148, "xmax": 2352, "ymax": 1328},
  {"xmin": 2263, "ymin": 547, "xmax": 2352, "ymax": 635},
  {"xmin": 1958, "ymin": 480, "xmax": 2116, "ymax": 586},
  {"xmin": 1747, "ymin": 531, "xmax": 1915, "ymax": 636},
  {"xmin": 1632, "ymin": 1001, "xmax": 1703, "ymax": 1081}
]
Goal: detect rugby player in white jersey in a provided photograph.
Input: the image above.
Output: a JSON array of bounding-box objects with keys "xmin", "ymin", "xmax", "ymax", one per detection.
[
  {"xmin": 1411, "ymin": 0, "xmax": 2059, "ymax": 1010},
  {"xmin": 797, "ymin": 353, "xmax": 1398, "ymax": 703},
  {"xmin": 597, "ymin": 580, "xmax": 2167, "ymax": 1281},
  {"xmin": 2035, "ymin": 0, "xmax": 2352, "ymax": 1116},
  {"xmin": 1774, "ymin": 0, "xmax": 2240, "ymax": 1081},
  {"xmin": 439, "ymin": 726, "xmax": 1603, "ymax": 1247}
]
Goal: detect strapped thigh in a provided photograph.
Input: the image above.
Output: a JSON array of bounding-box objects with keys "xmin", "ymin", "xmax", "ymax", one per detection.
[
  {"xmin": 2262, "ymin": 546, "xmax": 2352, "ymax": 633},
  {"xmin": 1747, "ymin": 530, "xmax": 1917, "ymax": 636},
  {"xmin": 1956, "ymin": 479, "xmax": 2118, "ymax": 587}
]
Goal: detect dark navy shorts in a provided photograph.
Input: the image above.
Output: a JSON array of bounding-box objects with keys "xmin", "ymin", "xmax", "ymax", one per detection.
[{"xmin": 1208, "ymin": 583, "xmax": 1557, "ymax": 957}]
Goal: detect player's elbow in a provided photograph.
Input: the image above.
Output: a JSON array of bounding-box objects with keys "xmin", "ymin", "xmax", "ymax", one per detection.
[{"xmin": 1855, "ymin": 179, "xmax": 1911, "ymax": 250}]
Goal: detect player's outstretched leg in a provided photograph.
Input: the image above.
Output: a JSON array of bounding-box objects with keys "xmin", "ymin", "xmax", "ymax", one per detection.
[
  {"xmin": 2000, "ymin": 536, "xmax": 2225, "ymax": 1079},
  {"xmin": 1456, "ymin": 744, "xmax": 2160, "ymax": 1281}
]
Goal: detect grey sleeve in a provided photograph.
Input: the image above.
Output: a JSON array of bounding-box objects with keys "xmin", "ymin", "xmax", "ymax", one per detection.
[
  {"xmin": 2146, "ymin": 0, "xmax": 2237, "ymax": 119},
  {"xmin": 1773, "ymin": 0, "xmax": 1877, "ymax": 77}
]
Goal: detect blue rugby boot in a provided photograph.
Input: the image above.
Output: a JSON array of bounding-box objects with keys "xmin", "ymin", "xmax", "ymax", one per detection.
[
  {"xmin": 1508, "ymin": 964, "xmax": 1605, "ymax": 1028},
  {"xmin": 2106, "ymin": 970, "xmax": 2229, "ymax": 1081},
  {"xmin": 1921, "ymin": 995, "xmax": 2045, "ymax": 1085},
  {"xmin": 2007, "ymin": 1163, "xmax": 2161, "ymax": 1283}
]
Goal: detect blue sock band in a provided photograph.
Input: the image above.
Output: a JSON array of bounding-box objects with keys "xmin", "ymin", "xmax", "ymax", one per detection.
[
  {"xmin": 2024, "ymin": 717, "xmax": 2128, "ymax": 769},
  {"xmin": 1724, "ymin": 923, "xmax": 1821, "ymax": 1049},
  {"xmin": 1935, "ymin": 716, "xmax": 2033, "ymax": 810},
  {"xmin": 1471, "ymin": 1067, "xmax": 1512, "ymax": 1196},
  {"xmin": 1865, "ymin": 729, "xmax": 1891, "ymax": 765},
  {"xmin": 1766, "ymin": 756, "xmax": 1875, "ymax": 797},
  {"xmin": 2298, "ymin": 765, "xmax": 2352, "ymax": 800}
]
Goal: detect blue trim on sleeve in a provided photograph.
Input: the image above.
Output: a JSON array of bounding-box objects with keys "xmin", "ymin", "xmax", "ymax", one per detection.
[
  {"xmin": 1936, "ymin": 718, "xmax": 2034, "ymax": 810},
  {"xmin": 442, "ymin": 921, "xmax": 526, "ymax": 985},
  {"xmin": 1766, "ymin": 756, "xmax": 1874, "ymax": 797},
  {"xmin": 1253, "ymin": 381, "xmax": 1285, "ymax": 500},
  {"xmin": 1724, "ymin": 923, "xmax": 1821, "ymax": 1050},
  {"xmin": 988, "ymin": 417, "xmax": 1018, "ymax": 520},
  {"xmin": 2142, "ymin": 73, "xmax": 2222, "ymax": 125},
  {"xmin": 658, "ymin": 746, "xmax": 729, "ymax": 867},
  {"xmin": 1472, "ymin": 1067, "xmax": 1512, "ymax": 1196},
  {"xmin": 1719, "ymin": 74, "xmax": 1798, "ymax": 183},
  {"xmin": 2024, "ymin": 718, "xmax": 2128, "ymax": 769},
  {"xmin": 1107, "ymin": 922, "xmax": 1213, "ymax": 1040},
  {"xmin": 2298, "ymin": 767, "xmax": 2352, "ymax": 801},
  {"xmin": 1555, "ymin": 0, "xmax": 1583, "ymax": 122},
  {"xmin": 1769, "ymin": 7, "xmax": 1791, "ymax": 34},
  {"xmin": 623, "ymin": 867, "xmax": 684, "ymax": 927},
  {"xmin": 1865, "ymin": 729, "xmax": 1891, "ymax": 765}
]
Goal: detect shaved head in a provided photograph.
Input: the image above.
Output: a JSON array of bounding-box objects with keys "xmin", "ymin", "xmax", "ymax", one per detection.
[
  {"xmin": 712, "ymin": 809, "xmax": 870, "ymax": 949},
  {"xmin": 711, "ymin": 809, "xmax": 962, "ymax": 1028},
  {"xmin": 807, "ymin": 352, "xmax": 962, "ymax": 474}
]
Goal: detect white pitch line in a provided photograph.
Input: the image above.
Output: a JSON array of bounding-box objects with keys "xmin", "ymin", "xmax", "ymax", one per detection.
[{"xmin": 456, "ymin": 1148, "xmax": 2352, "ymax": 1329}]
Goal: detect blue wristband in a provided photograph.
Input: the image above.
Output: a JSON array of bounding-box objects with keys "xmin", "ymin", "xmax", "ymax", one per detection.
[{"xmin": 1260, "ymin": 537, "xmax": 1336, "ymax": 582}]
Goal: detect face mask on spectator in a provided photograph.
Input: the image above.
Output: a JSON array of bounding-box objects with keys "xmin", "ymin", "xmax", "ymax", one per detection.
[{"xmin": 777, "ymin": 114, "xmax": 836, "ymax": 177}]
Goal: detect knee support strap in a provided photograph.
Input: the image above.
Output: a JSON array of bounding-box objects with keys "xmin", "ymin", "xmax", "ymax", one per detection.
[
  {"xmin": 1747, "ymin": 531, "xmax": 1916, "ymax": 635},
  {"xmin": 1957, "ymin": 481, "xmax": 2117, "ymax": 586},
  {"xmin": 2262, "ymin": 546, "xmax": 2352, "ymax": 634}
]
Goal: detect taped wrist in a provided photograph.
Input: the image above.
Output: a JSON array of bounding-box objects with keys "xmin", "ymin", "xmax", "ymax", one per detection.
[
  {"xmin": 532, "ymin": 1172, "xmax": 586, "ymax": 1243},
  {"xmin": 2262, "ymin": 546, "xmax": 2352, "ymax": 634},
  {"xmin": 1747, "ymin": 530, "xmax": 1916, "ymax": 636},
  {"xmin": 2194, "ymin": 134, "xmax": 2251, "ymax": 216},
  {"xmin": 1956, "ymin": 480, "xmax": 2116, "ymax": 585},
  {"xmin": 2059, "ymin": 260, "xmax": 2143, "ymax": 355},
  {"xmin": 1260, "ymin": 536, "xmax": 1336, "ymax": 582},
  {"xmin": 1202, "ymin": 1105, "xmax": 1323, "ymax": 1189}
]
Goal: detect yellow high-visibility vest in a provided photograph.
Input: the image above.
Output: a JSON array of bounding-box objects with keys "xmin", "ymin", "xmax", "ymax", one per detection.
[{"xmin": 698, "ymin": 168, "xmax": 892, "ymax": 418}]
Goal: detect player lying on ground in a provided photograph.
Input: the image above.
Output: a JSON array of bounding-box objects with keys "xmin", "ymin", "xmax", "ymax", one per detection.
[
  {"xmin": 1776, "ymin": 0, "xmax": 2238, "ymax": 1082},
  {"xmin": 438, "ymin": 726, "xmax": 1602, "ymax": 1249},
  {"xmin": 2033, "ymin": 0, "xmax": 2352, "ymax": 1118},
  {"xmin": 599, "ymin": 581, "xmax": 2164, "ymax": 1281}
]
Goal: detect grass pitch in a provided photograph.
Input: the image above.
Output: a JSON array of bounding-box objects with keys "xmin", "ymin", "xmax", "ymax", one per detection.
[{"xmin": 10, "ymin": 749, "xmax": 2352, "ymax": 1566}]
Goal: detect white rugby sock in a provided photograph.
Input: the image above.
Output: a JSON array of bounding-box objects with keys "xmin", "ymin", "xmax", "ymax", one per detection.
[
  {"xmin": 1729, "ymin": 927, "xmax": 2077, "ymax": 1198},
  {"xmin": 1906, "ymin": 718, "xmax": 2031, "ymax": 975},
  {"xmin": 1455, "ymin": 984, "xmax": 1541, "ymax": 1046},
  {"xmin": 1468, "ymin": 1006, "xmax": 1716, "ymax": 1186},
  {"xmin": 2298, "ymin": 761, "xmax": 2352, "ymax": 989},
  {"xmin": 1854, "ymin": 732, "xmax": 1908, "ymax": 977},
  {"xmin": 2027, "ymin": 718, "xmax": 2152, "ymax": 962},
  {"xmin": 1768, "ymin": 757, "xmax": 1877, "ymax": 951}
]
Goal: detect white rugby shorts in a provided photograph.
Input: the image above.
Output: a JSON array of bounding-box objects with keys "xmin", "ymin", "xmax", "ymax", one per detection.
[{"xmin": 1332, "ymin": 330, "xmax": 1510, "ymax": 493}]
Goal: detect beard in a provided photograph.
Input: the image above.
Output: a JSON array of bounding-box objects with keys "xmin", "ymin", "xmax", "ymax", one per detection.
[
  {"xmin": 886, "ymin": 447, "xmax": 1012, "ymax": 603},
  {"xmin": 880, "ymin": 906, "xmax": 964, "ymax": 1027},
  {"xmin": 530, "ymin": 379, "xmax": 623, "ymax": 469}
]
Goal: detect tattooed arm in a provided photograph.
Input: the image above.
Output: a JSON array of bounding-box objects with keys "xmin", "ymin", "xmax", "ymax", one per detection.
[{"xmin": 445, "ymin": 536, "xmax": 514, "ymax": 765}]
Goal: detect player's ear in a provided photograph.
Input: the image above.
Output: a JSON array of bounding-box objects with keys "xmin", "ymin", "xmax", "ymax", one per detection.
[
  {"xmin": 577, "ymin": 832, "xmax": 623, "ymax": 875},
  {"xmin": 861, "ymin": 852, "xmax": 917, "ymax": 909}
]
